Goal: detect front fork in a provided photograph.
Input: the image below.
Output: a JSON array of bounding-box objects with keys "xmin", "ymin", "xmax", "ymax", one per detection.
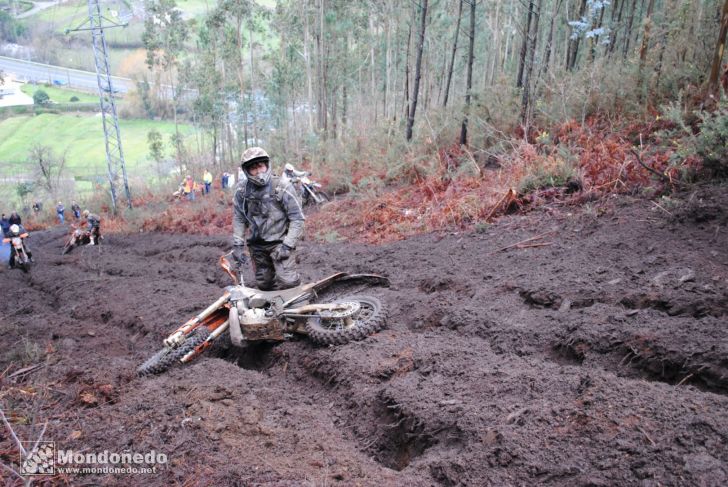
[{"xmin": 164, "ymin": 292, "xmax": 230, "ymax": 348}]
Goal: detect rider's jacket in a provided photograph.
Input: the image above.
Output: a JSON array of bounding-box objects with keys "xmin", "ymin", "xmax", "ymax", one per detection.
[{"xmin": 232, "ymin": 175, "xmax": 304, "ymax": 249}]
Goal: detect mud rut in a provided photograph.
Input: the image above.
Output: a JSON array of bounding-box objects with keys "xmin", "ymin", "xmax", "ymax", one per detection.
[{"xmin": 1, "ymin": 186, "xmax": 728, "ymax": 486}]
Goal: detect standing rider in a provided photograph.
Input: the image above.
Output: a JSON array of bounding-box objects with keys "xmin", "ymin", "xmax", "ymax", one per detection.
[
  {"xmin": 232, "ymin": 147, "xmax": 305, "ymax": 291},
  {"xmin": 83, "ymin": 210, "xmax": 101, "ymax": 245}
]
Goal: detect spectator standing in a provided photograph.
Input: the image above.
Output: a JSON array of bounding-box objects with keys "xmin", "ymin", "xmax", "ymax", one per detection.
[
  {"xmin": 8, "ymin": 211, "xmax": 21, "ymax": 226},
  {"xmin": 56, "ymin": 202, "xmax": 65, "ymax": 224},
  {"xmin": 221, "ymin": 172, "xmax": 229, "ymax": 189},
  {"xmin": 71, "ymin": 201, "xmax": 81, "ymax": 219},
  {"xmin": 0, "ymin": 214, "xmax": 10, "ymax": 236},
  {"xmin": 183, "ymin": 175, "xmax": 195, "ymax": 201},
  {"xmin": 203, "ymin": 170, "xmax": 213, "ymax": 195},
  {"xmin": 32, "ymin": 201, "xmax": 42, "ymax": 215}
]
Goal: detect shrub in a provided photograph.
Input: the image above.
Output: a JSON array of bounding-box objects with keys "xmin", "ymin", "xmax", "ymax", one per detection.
[
  {"xmin": 660, "ymin": 97, "xmax": 728, "ymax": 179},
  {"xmin": 518, "ymin": 156, "xmax": 578, "ymax": 194},
  {"xmin": 69, "ymin": 96, "xmax": 80, "ymax": 102},
  {"xmin": 694, "ymin": 102, "xmax": 728, "ymax": 177},
  {"xmin": 32, "ymin": 89, "xmax": 50, "ymax": 105}
]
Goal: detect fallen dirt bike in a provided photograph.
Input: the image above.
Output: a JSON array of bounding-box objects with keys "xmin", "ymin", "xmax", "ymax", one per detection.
[
  {"xmin": 62, "ymin": 226, "xmax": 102, "ymax": 255},
  {"xmin": 4, "ymin": 230, "xmax": 32, "ymax": 272},
  {"xmin": 137, "ymin": 257, "xmax": 388, "ymax": 376},
  {"xmin": 297, "ymin": 175, "xmax": 331, "ymax": 206}
]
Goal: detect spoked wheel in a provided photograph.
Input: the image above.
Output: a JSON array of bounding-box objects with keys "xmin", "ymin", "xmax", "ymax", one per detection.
[
  {"xmin": 305, "ymin": 295, "xmax": 386, "ymax": 345},
  {"xmin": 137, "ymin": 328, "xmax": 210, "ymax": 376},
  {"xmin": 62, "ymin": 240, "xmax": 75, "ymax": 255},
  {"xmin": 315, "ymin": 191, "xmax": 331, "ymax": 204}
]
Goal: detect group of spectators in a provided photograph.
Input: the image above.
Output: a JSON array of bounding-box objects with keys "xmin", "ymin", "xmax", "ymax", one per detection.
[
  {"xmin": 2, "ymin": 201, "xmax": 100, "ymax": 239},
  {"xmin": 179, "ymin": 170, "xmax": 238, "ymax": 201}
]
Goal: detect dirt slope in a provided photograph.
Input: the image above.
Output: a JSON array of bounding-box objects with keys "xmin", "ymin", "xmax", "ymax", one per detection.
[{"xmin": 1, "ymin": 185, "xmax": 728, "ymax": 486}]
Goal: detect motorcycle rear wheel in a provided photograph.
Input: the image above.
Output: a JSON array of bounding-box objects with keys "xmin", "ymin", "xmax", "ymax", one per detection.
[
  {"xmin": 137, "ymin": 328, "xmax": 210, "ymax": 376},
  {"xmin": 306, "ymin": 295, "xmax": 386, "ymax": 345}
]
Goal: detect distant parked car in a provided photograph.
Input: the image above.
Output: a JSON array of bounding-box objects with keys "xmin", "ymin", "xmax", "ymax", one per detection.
[{"xmin": 52, "ymin": 79, "xmax": 68, "ymax": 86}]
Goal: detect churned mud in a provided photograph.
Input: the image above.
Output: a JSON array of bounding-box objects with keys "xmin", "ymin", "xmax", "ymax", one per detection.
[{"xmin": 1, "ymin": 184, "xmax": 728, "ymax": 486}]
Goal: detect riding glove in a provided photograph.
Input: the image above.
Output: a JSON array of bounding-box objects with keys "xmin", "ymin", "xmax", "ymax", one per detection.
[
  {"xmin": 232, "ymin": 245, "xmax": 248, "ymax": 268},
  {"xmin": 272, "ymin": 244, "xmax": 292, "ymax": 261}
]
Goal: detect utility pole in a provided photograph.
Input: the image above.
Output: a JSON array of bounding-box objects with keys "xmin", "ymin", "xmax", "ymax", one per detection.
[{"xmin": 67, "ymin": 1, "xmax": 132, "ymax": 213}]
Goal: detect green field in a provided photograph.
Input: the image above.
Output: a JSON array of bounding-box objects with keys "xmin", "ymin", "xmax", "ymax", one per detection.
[
  {"xmin": 0, "ymin": 113, "xmax": 194, "ymax": 173},
  {"xmin": 20, "ymin": 84, "xmax": 99, "ymax": 104}
]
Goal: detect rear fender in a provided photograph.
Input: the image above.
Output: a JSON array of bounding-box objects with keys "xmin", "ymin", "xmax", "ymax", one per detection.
[{"xmin": 300, "ymin": 273, "xmax": 389, "ymax": 296}]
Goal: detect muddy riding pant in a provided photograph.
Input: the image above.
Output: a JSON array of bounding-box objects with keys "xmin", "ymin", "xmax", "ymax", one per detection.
[{"xmin": 249, "ymin": 242, "xmax": 300, "ymax": 291}]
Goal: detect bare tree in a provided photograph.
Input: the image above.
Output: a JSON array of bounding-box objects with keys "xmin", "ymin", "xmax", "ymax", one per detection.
[
  {"xmin": 443, "ymin": 0, "xmax": 464, "ymax": 107},
  {"xmin": 460, "ymin": 0, "xmax": 476, "ymax": 145},
  {"xmin": 30, "ymin": 145, "xmax": 67, "ymax": 198},
  {"xmin": 516, "ymin": 0, "xmax": 533, "ymax": 87},
  {"xmin": 520, "ymin": 0, "xmax": 542, "ymax": 127},
  {"xmin": 406, "ymin": 0, "xmax": 429, "ymax": 142},
  {"xmin": 708, "ymin": 0, "xmax": 728, "ymax": 95}
]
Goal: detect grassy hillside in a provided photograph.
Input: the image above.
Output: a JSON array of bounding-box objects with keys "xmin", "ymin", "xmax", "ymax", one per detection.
[
  {"xmin": 0, "ymin": 113, "xmax": 193, "ymax": 173},
  {"xmin": 19, "ymin": 84, "xmax": 98, "ymax": 103}
]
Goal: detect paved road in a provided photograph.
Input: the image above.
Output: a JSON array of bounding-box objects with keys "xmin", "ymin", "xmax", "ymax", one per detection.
[
  {"xmin": 0, "ymin": 55, "xmax": 134, "ymax": 93},
  {"xmin": 16, "ymin": 0, "xmax": 66, "ymax": 19}
]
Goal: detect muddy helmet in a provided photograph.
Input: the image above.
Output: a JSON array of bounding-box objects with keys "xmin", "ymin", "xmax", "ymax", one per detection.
[
  {"xmin": 82, "ymin": 210, "xmax": 90, "ymax": 218},
  {"xmin": 9, "ymin": 224, "xmax": 19, "ymax": 234},
  {"xmin": 241, "ymin": 147, "xmax": 271, "ymax": 187}
]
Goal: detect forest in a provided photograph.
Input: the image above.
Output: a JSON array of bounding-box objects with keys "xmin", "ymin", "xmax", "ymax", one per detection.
[{"xmin": 1, "ymin": 0, "xmax": 728, "ymax": 486}]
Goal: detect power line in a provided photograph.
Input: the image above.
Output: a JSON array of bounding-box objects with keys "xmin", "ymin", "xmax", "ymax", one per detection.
[{"xmin": 65, "ymin": 0, "xmax": 132, "ymax": 213}]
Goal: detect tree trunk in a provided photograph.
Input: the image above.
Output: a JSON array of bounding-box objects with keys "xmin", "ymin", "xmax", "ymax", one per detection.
[
  {"xmin": 404, "ymin": 18, "xmax": 412, "ymax": 122},
  {"xmin": 538, "ymin": 0, "xmax": 563, "ymax": 82},
  {"xmin": 487, "ymin": 0, "xmax": 502, "ymax": 86},
  {"xmin": 460, "ymin": 0, "xmax": 475, "ymax": 145},
  {"xmin": 303, "ymin": 2, "xmax": 314, "ymax": 132},
  {"xmin": 443, "ymin": 0, "xmax": 463, "ymax": 107},
  {"xmin": 370, "ymin": 16, "xmax": 377, "ymax": 123},
  {"xmin": 622, "ymin": 0, "xmax": 638, "ymax": 59},
  {"xmin": 608, "ymin": 0, "xmax": 626, "ymax": 55},
  {"xmin": 637, "ymin": 0, "xmax": 656, "ymax": 103},
  {"xmin": 384, "ymin": 13, "xmax": 392, "ymax": 118},
  {"xmin": 708, "ymin": 0, "xmax": 728, "ymax": 94},
  {"xmin": 406, "ymin": 0, "xmax": 428, "ymax": 142},
  {"xmin": 249, "ymin": 22, "xmax": 258, "ymax": 143},
  {"xmin": 590, "ymin": 3, "xmax": 605, "ymax": 62},
  {"xmin": 521, "ymin": 0, "xmax": 541, "ymax": 127},
  {"xmin": 517, "ymin": 1, "xmax": 534, "ymax": 87},
  {"xmin": 567, "ymin": 0, "xmax": 587, "ymax": 70}
]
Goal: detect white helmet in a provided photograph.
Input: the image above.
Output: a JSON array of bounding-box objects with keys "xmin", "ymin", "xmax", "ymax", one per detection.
[
  {"xmin": 240, "ymin": 147, "xmax": 271, "ymax": 187},
  {"xmin": 9, "ymin": 224, "xmax": 19, "ymax": 234},
  {"xmin": 284, "ymin": 163, "xmax": 294, "ymax": 172}
]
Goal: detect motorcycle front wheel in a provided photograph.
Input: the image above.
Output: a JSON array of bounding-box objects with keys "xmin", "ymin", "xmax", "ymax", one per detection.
[
  {"xmin": 305, "ymin": 295, "xmax": 386, "ymax": 345},
  {"xmin": 137, "ymin": 328, "xmax": 210, "ymax": 376},
  {"xmin": 314, "ymin": 190, "xmax": 331, "ymax": 203},
  {"xmin": 62, "ymin": 240, "xmax": 75, "ymax": 255}
]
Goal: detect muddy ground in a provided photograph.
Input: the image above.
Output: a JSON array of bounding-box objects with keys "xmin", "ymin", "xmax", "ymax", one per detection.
[{"xmin": 1, "ymin": 185, "xmax": 728, "ymax": 486}]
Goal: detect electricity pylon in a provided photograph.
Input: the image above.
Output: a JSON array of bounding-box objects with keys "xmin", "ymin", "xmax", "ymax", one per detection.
[{"xmin": 67, "ymin": 0, "xmax": 132, "ymax": 212}]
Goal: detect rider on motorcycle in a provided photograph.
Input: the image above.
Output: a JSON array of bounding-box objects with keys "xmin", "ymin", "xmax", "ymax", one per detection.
[
  {"xmin": 232, "ymin": 147, "xmax": 305, "ymax": 291},
  {"xmin": 6, "ymin": 224, "xmax": 33, "ymax": 267},
  {"xmin": 83, "ymin": 210, "xmax": 101, "ymax": 245},
  {"xmin": 283, "ymin": 163, "xmax": 308, "ymax": 182}
]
